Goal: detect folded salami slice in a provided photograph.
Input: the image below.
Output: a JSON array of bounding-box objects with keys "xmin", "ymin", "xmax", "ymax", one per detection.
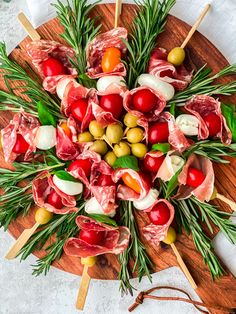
[
  {"xmin": 112, "ymin": 168, "xmax": 151, "ymax": 201},
  {"xmin": 26, "ymin": 40, "xmax": 77, "ymax": 93},
  {"xmin": 86, "ymin": 27, "xmax": 127, "ymax": 79},
  {"xmin": 185, "ymin": 95, "xmax": 232, "ymax": 145},
  {"xmin": 64, "ymin": 216, "xmax": 130, "ymax": 258},
  {"xmin": 1, "ymin": 111, "xmax": 39, "ymax": 163},
  {"xmin": 32, "ymin": 171, "xmax": 78, "ymax": 214},
  {"xmin": 61, "ymin": 80, "xmax": 98, "ymax": 132},
  {"xmin": 56, "ymin": 126, "xmax": 80, "ymax": 161},
  {"xmin": 143, "ymin": 199, "xmax": 175, "ymax": 246},
  {"xmin": 123, "ymin": 86, "xmax": 166, "ymax": 122},
  {"xmin": 148, "ymin": 47, "xmax": 192, "ymax": 91},
  {"xmin": 90, "ymin": 161, "xmax": 117, "ymax": 215},
  {"xmin": 175, "ymin": 154, "xmax": 214, "ymax": 202}
]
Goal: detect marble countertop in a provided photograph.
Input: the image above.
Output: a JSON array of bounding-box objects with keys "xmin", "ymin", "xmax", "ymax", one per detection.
[{"xmin": 0, "ymin": 1, "xmax": 235, "ymax": 314}]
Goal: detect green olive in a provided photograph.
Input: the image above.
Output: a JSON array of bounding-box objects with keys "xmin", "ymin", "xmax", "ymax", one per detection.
[
  {"xmin": 162, "ymin": 227, "xmax": 176, "ymax": 245},
  {"xmin": 113, "ymin": 142, "xmax": 131, "ymax": 157},
  {"xmin": 131, "ymin": 143, "xmax": 148, "ymax": 158},
  {"xmin": 106, "ymin": 123, "xmax": 123, "ymax": 144},
  {"xmin": 35, "ymin": 208, "xmax": 53, "ymax": 225},
  {"xmin": 167, "ymin": 47, "xmax": 186, "ymax": 66},
  {"xmin": 90, "ymin": 140, "xmax": 108, "ymax": 155},
  {"xmin": 104, "ymin": 151, "xmax": 117, "ymax": 167},
  {"xmin": 78, "ymin": 131, "xmax": 94, "ymax": 143},
  {"xmin": 127, "ymin": 127, "xmax": 144, "ymax": 144},
  {"xmin": 124, "ymin": 113, "xmax": 138, "ymax": 128},
  {"xmin": 89, "ymin": 120, "xmax": 105, "ymax": 138}
]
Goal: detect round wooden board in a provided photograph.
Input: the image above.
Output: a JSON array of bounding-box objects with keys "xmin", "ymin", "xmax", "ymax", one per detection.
[{"xmin": 1, "ymin": 4, "xmax": 236, "ymax": 313}]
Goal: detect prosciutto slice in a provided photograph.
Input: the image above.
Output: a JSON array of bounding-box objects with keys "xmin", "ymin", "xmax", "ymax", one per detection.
[
  {"xmin": 143, "ymin": 199, "xmax": 175, "ymax": 246},
  {"xmin": 64, "ymin": 216, "xmax": 130, "ymax": 258},
  {"xmin": 148, "ymin": 47, "xmax": 192, "ymax": 91},
  {"xmin": 32, "ymin": 171, "xmax": 78, "ymax": 214},
  {"xmin": 175, "ymin": 154, "xmax": 214, "ymax": 202},
  {"xmin": 26, "ymin": 40, "xmax": 77, "ymax": 93},
  {"xmin": 1, "ymin": 111, "xmax": 39, "ymax": 163},
  {"xmin": 90, "ymin": 161, "xmax": 117, "ymax": 215},
  {"xmin": 56, "ymin": 126, "xmax": 80, "ymax": 161},
  {"xmin": 112, "ymin": 168, "xmax": 151, "ymax": 201},
  {"xmin": 86, "ymin": 27, "xmax": 127, "ymax": 79},
  {"xmin": 185, "ymin": 95, "xmax": 232, "ymax": 145}
]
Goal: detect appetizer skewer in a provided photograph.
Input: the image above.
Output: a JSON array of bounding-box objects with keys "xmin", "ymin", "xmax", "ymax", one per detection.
[
  {"xmin": 115, "ymin": 0, "xmax": 122, "ymax": 28},
  {"xmin": 18, "ymin": 12, "xmax": 41, "ymax": 41},
  {"xmin": 211, "ymin": 187, "xmax": 236, "ymax": 212}
]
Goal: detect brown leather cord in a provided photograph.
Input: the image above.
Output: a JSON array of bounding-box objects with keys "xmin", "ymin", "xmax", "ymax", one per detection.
[{"xmin": 128, "ymin": 286, "xmax": 236, "ymax": 313}]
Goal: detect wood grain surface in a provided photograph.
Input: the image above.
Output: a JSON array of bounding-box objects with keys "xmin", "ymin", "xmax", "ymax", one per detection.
[{"xmin": 1, "ymin": 4, "xmax": 236, "ymax": 313}]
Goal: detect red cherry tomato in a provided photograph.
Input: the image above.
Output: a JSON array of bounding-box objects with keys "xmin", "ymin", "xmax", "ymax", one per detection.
[
  {"xmin": 12, "ymin": 134, "xmax": 29, "ymax": 154},
  {"xmin": 101, "ymin": 47, "xmax": 121, "ymax": 73},
  {"xmin": 67, "ymin": 159, "xmax": 92, "ymax": 177},
  {"xmin": 186, "ymin": 167, "xmax": 206, "ymax": 188},
  {"xmin": 148, "ymin": 202, "xmax": 170, "ymax": 225},
  {"xmin": 143, "ymin": 154, "xmax": 165, "ymax": 173},
  {"xmin": 47, "ymin": 189, "xmax": 63, "ymax": 209},
  {"xmin": 132, "ymin": 89, "xmax": 158, "ymax": 113},
  {"xmin": 148, "ymin": 122, "xmax": 169, "ymax": 144},
  {"xmin": 71, "ymin": 99, "xmax": 88, "ymax": 122},
  {"xmin": 99, "ymin": 94, "xmax": 123, "ymax": 119},
  {"xmin": 42, "ymin": 57, "xmax": 66, "ymax": 77},
  {"xmin": 79, "ymin": 229, "xmax": 103, "ymax": 245},
  {"xmin": 96, "ymin": 174, "xmax": 114, "ymax": 186},
  {"xmin": 203, "ymin": 113, "xmax": 221, "ymax": 137}
]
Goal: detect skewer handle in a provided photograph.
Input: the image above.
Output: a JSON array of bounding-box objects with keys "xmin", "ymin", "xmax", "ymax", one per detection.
[
  {"xmin": 181, "ymin": 4, "xmax": 211, "ymax": 49},
  {"xmin": 5, "ymin": 222, "xmax": 40, "ymax": 260},
  {"xmin": 76, "ymin": 265, "xmax": 91, "ymax": 310},
  {"xmin": 170, "ymin": 243, "xmax": 197, "ymax": 290},
  {"xmin": 18, "ymin": 12, "xmax": 41, "ymax": 41},
  {"xmin": 115, "ymin": 0, "xmax": 122, "ymax": 28},
  {"xmin": 216, "ymin": 193, "xmax": 236, "ymax": 212}
]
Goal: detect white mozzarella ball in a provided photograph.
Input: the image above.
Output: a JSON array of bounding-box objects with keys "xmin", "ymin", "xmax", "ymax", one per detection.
[
  {"xmin": 133, "ymin": 189, "xmax": 159, "ymax": 211},
  {"xmin": 169, "ymin": 155, "xmax": 185, "ymax": 174},
  {"xmin": 176, "ymin": 114, "xmax": 199, "ymax": 136},
  {"xmin": 85, "ymin": 197, "xmax": 116, "ymax": 217},
  {"xmin": 52, "ymin": 175, "xmax": 83, "ymax": 196},
  {"xmin": 158, "ymin": 153, "xmax": 185, "ymax": 182},
  {"xmin": 35, "ymin": 126, "xmax": 57, "ymax": 150},
  {"xmin": 56, "ymin": 77, "xmax": 74, "ymax": 99},
  {"xmin": 97, "ymin": 76, "xmax": 126, "ymax": 93},
  {"xmin": 137, "ymin": 74, "xmax": 175, "ymax": 101}
]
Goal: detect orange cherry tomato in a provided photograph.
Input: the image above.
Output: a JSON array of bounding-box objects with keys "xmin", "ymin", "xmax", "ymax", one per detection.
[
  {"xmin": 122, "ymin": 173, "xmax": 141, "ymax": 194},
  {"xmin": 101, "ymin": 47, "xmax": 121, "ymax": 73},
  {"xmin": 60, "ymin": 122, "xmax": 72, "ymax": 139}
]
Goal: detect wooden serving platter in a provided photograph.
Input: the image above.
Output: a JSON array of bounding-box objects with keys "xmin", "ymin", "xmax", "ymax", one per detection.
[{"xmin": 1, "ymin": 4, "xmax": 236, "ymax": 313}]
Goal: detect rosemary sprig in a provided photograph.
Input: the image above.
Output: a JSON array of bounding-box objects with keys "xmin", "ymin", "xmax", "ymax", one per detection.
[
  {"xmin": 125, "ymin": 0, "xmax": 176, "ymax": 89},
  {"xmin": 169, "ymin": 64, "xmax": 236, "ymax": 106},
  {"xmin": 119, "ymin": 201, "xmax": 153, "ymax": 295}
]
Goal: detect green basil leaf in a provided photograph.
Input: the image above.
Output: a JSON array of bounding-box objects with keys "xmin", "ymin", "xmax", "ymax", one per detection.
[
  {"xmin": 78, "ymin": 73, "xmax": 96, "ymax": 88},
  {"xmin": 54, "ymin": 170, "xmax": 78, "ymax": 182},
  {"xmin": 221, "ymin": 103, "xmax": 236, "ymax": 142},
  {"xmin": 37, "ymin": 101, "xmax": 57, "ymax": 127},
  {"xmin": 152, "ymin": 143, "xmax": 171, "ymax": 153},
  {"xmin": 88, "ymin": 214, "xmax": 117, "ymax": 227},
  {"xmin": 170, "ymin": 103, "xmax": 176, "ymax": 117},
  {"xmin": 165, "ymin": 168, "xmax": 182, "ymax": 198},
  {"xmin": 113, "ymin": 155, "xmax": 139, "ymax": 171}
]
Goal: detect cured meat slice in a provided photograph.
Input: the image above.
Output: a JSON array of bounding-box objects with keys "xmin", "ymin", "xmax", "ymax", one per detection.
[
  {"xmin": 148, "ymin": 47, "xmax": 192, "ymax": 91},
  {"xmin": 123, "ymin": 86, "xmax": 166, "ymax": 122},
  {"xmin": 143, "ymin": 199, "xmax": 175, "ymax": 246},
  {"xmin": 26, "ymin": 40, "xmax": 77, "ymax": 93},
  {"xmin": 1, "ymin": 111, "xmax": 39, "ymax": 163},
  {"xmin": 61, "ymin": 79, "xmax": 98, "ymax": 132},
  {"xmin": 185, "ymin": 95, "xmax": 232, "ymax": 145},
  {"xmin": 90, "ymin": 161, "xmax": 117, "ymax": 215},
  {"xmin": 175, "ymin": 154, "xmax": 214, "ymax": 202},
  {"xmin": 112, "ymin": 168, "xmax": 151, "ymax": 201},
  {"xmin": 86, "ymin": 27, "xmax": 127, "ymax": 79},
  {"xmin": 64, "ymin": 216, "xmax": 130, "ymax": 257},
  {"xmin": 56, "ymin": 126, "xmax": 80, "ymax": 161},
  {"xmin": 32, "ymin": 171, "xmax": 78, "ymax": 215}
]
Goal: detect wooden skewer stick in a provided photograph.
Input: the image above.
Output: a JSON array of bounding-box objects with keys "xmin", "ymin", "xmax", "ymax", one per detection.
[
  {"xmin": 114, "ymin": 0, "xmax": 122, "ymax": 28},
  {"xmin": 5, "ymin": 222, "xmax": 40, "ymax": 260},
  {"xmin": 18, "ymin": 12, "xmax": 41, "ymax": 41},
  {"xmin": 76, "ymin": 265, "xmax": 91, "ymax": 310},
  {"xmin": 170, "ymin": 243, "xmax": 197, "ymax": 290},
  {"xmin": 215, "ymin": 193, "xmax": 236, "ymax": 212},
  {"xmin": 181, "ymin": 4, "xmax": 211, "ymax": 49}
]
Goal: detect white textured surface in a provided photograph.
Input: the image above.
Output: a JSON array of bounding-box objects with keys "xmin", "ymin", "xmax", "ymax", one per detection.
[{"xmin": 0, "ymin": 1, "xmax": 236, "ymax": 314}]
